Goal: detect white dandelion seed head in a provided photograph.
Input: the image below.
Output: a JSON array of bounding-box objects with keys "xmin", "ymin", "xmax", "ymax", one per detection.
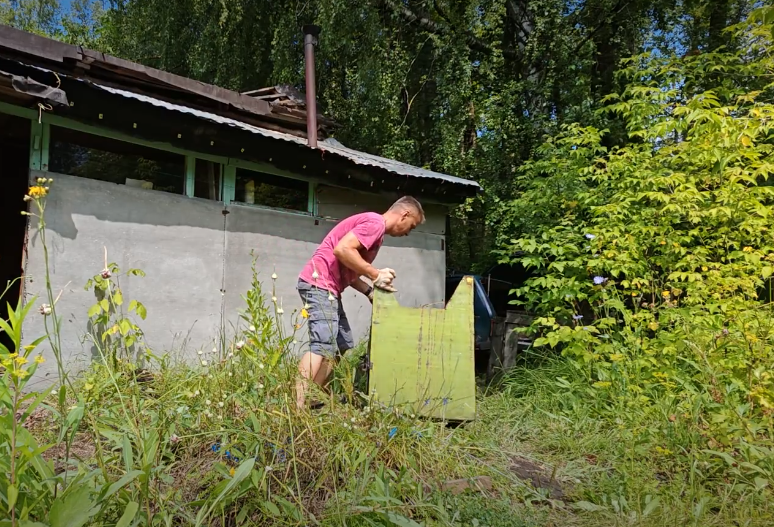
[
  {"xmin": 197, "ymin": 350, "xmax": 203, "ymax": 355},
  {"xmin": 212, "ymin": 347, "xmax": 217, "ymax": 353},
  {"xmin": 258, "ymin": 383, "xmax": 264, "ymax": 390},
  {"xmin": 271, "ymin": 272, "xmax": 278, "ymax": 280},
  {"xmin": 206, "ymin": 399, "xmax": 212, "ymax": 405},
  {"xmin": 328, "ymin": 293, "xmax": 335, "ymax": 301},
  {"xmin": 201, "ymin": 360, "xmax": 208, "ymax": 366},
  {"xmin": 228, "ymin": 372, "xmax": 233, "ymax": 377},
  {"xmin": 351, "ymin": 417, "xmax": 356, "ymax": 423},
  {"xmin": 218, "ymin": 401, "xmax": 224, "ymax": 408},
  {"xmin": 276, "ymin": 308, "xmax": 284, "ymax": 315},
  {"xmin": 228, "ymin": 352, "xmax": 234, "ymax": 358},
  {"xmin": 249, "ymin": 325, "xmax": 256, "ymax": 332},
  {"xmin": 235, "ymin": 340, "xmax": 245, "ymax": 350},
  {"xmin": 265, "ymin": 465, "xmax": 273, "ymax": 472},
  {"xmin": 259, "ymin": 363, "xmax": 265, "ymax": 369},
  {"xmin": 194, "ymin": 390, "xmax": 200, "ymax": 396},
  {"xmin": 271, "ymin": 296, "xmax": 277, "ymax": 303},
  {"xmin": 311, "ymin": 270, "xmax": 319, "ymax": 280}
]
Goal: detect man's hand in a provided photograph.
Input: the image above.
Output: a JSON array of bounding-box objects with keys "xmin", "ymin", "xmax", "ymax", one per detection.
[{"xmin": 374, "ymin": 268, "xmax": 397, "ymax": 292}]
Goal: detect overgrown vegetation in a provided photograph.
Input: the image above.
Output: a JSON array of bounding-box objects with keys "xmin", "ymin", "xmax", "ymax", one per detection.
[{"xmin": 5, "ymin": 1, "xmax": 774, "ymax": 525}]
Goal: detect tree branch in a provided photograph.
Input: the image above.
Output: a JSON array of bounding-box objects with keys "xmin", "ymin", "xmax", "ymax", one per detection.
[
  {"xmin": 505, "ymin": 0, "xmax": 531, "ymax": 46},
  {"xmin": 381, "ymin": 0, "xmax": 520, "ymax": 60},
  {"xmin": 570, "ymin": 0, "xmax": 629, "ymax": 57}
]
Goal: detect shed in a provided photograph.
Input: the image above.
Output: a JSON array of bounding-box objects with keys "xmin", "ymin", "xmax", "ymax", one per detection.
[{"xmin": 0, "ymin": 25, "xmax": 480, "ymax": 389}]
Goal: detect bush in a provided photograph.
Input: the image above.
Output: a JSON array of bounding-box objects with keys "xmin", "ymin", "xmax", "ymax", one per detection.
[{"xmin": 497, "ymin": 6, "xmax": 774, "ymax": 488}]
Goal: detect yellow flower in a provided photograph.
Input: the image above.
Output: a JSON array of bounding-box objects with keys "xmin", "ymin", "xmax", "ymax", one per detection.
[
  {"xmin": 648, "ymin": 321, "xmax": 659, "ymax": 331},
  {"xmin": 14, "ymin": 356, "xmax": 28, "ymax": 366},
  {"xmin": 13, "ymin": 369, "xmax": 29, "ymax": 379},
  {"xmin": 609, "ymin": 353, "xmax": 624, "ymax": 362},
  {"xmin": 28, "ymin": 185, "xmax": 48, "ymax": 198},
  {"xmin": 301, "ymin": 308, "xmax": 309, "ymax": 319},
  {"xmin": 701, "ymin": 266, "xmax": 708, "ymax": 272},
  {"xmin": 34, "ymin": 355, "xmax": 45, "ymax": 364},
  {"xmin": 229, "ymin": 467, "xmax": 236, "ymax": 477},
  {"xmin": 743, "ymin": 246, "xmax": 753, "ymax": 253},
  {"xmin": 662, "ymin": 291, "xmax": 671, "ymax": 298}
]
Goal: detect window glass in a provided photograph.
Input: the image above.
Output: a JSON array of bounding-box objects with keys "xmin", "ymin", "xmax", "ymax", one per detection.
[
  {"xmin": 49, "ymin": 126, "xmax": 185, "ymax": 194},
  {"xmin": 234, "ymin": 167, "xmax": 308, "ymax": 212},
  {"xmin": 194, "ymin": 159, "xmax": 221, "ymax": 200}
]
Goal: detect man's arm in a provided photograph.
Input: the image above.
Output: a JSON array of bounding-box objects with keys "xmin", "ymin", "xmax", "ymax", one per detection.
[
  {"xmin": 333, "ymin": 232, "xmax": 379, "ymax": 281},
  {"xmin": 350, "ymin": 277, "xmax": 374, "ymax": 302}
]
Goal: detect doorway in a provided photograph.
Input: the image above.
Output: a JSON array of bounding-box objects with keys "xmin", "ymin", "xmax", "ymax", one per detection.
[{"xmin": 0, "ymin": 114, "xmax": 31, "ymax": 352}]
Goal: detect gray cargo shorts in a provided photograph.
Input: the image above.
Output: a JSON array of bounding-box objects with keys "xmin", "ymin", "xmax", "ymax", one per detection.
[{"xmin": 297, "ymin": 279, "xmax": 354, "ymax": 359}]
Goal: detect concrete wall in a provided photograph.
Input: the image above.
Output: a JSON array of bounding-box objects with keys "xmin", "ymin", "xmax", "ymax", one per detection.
[{"xmin": 23, "ymin": 173, "xmax": 446, "ymax": 388}]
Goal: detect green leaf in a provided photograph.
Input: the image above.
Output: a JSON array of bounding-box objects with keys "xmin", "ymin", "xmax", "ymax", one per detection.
[
  {"xmin": 7, "ymin": 484, "xmax": 18, "ymax": 511},
  {"xmin": 196, "ymin": 458, "xmax": 255, "ymax": 527},
  {"xmin": 121, "ymin": 434, "xmax": 133, "ymax": 471},
  {"xmin": 115, "ymin": 501, "xmax": 139, "ymax": 527},
  {"xmin": 642, "ymin": 495, "xmax": 661, "ymax": 517},
  {"xmin": 58, "ymin": 385, "xmax": 67, "ymax": 409},
  {"xmin": 104, "ymin": 470, "xmax": 144, "ymax": 499},
  {"xmin": 113, "ymin": 291, "xmax": 124, "ymax": 306},
  {"xmin": 99, "ymin": 299, "xmax": 110, "ymax": 313},
  {"xmin": 49, "ymin": 484, "xmax": 97, "ymax": 527},
  {"xmin": 264, "ymin": 500, "xmax": 281, "ymax": 516},
  {"xmin": 384, "ymin": 512, "xmax": 423, "ymax": 527},
  {"xmin": 572, "ymin": 500, "xmax": 607, "ymax": 512},
  {"xmin": 87, "ymin": 304, "xmax": 101, "ymax": 318}
]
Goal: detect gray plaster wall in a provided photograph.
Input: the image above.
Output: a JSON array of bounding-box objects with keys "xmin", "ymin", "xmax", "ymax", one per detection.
[{"xmin": 22, "ymin": 172, "xmax": 446, "ymax": 389}]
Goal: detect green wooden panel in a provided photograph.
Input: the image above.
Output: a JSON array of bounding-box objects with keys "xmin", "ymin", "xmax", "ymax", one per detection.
[{"xmin": 369, "ymin": 277, "xmax": 476, "ymax": 421}]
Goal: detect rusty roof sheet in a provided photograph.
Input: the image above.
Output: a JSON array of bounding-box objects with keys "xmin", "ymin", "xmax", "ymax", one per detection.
[{"xmin": 93, "ymin": 83, "xmax": 481, "ymax": 190}]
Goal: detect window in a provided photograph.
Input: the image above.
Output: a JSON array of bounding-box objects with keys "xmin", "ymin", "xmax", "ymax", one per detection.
[
  {"xmin": 193, "ymin": 159, "xmax": 222, "ymax": 200},
  {"xmin": 234, "ymin": 167, "xmax": 308, "ymax": 212},
  {"xmin": 49, "ymin": 126, "xmax": 185, "ymax": 194}
]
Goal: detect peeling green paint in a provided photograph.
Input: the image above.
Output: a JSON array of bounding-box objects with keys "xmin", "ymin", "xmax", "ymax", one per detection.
[{"xmin": 369, "ymin": 277, "xmax": 476, "ymax": 421}]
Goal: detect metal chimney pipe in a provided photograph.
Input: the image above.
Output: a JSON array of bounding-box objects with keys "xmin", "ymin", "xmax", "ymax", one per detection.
[{"xmin": 302, "ymin": 24, "xmax": 321, "ymax": 148}]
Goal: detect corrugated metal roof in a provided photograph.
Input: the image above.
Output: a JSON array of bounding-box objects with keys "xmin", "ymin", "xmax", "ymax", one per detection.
[{"xmin": 93, "ymin": 83, "xmax": 481, "ymax": 190}]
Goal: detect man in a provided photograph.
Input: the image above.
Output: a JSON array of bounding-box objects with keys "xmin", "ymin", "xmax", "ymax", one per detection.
[{"xmin": 295, "ymin": 196, "xmax": 425, "ymax": 409}]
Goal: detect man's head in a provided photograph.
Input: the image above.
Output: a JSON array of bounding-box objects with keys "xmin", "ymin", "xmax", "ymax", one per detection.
[{"xmin": 383, "ymin": 196, "xmax": 425, "ymax": 237}]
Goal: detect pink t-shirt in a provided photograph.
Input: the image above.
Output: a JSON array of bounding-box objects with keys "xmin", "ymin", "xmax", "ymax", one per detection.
[{"xmin": 299, "ymin": 212, "xmax": 386, "ymax": 296}]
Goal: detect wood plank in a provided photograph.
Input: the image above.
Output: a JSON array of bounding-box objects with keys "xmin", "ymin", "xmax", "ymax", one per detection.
[{"xmin": 369, "ymin": 277, "xmax": 476, "ymax": 421}]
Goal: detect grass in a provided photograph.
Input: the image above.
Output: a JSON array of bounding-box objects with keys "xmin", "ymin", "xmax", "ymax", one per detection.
[{"xmin": 18, "ymin": 343, "xmax": 774, "ymax": 526}]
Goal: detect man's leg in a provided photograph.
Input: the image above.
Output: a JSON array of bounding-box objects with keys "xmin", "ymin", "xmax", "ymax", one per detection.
[
  {"xmin": 296, "ymin": 284, "xmax": 340, "ymax": 409},
  {"xmin": 313, "ymin": 359, "xmax": 335, "ymax": 386},
  {"xmin": 313, "ymin": 300, "xmax": 353, "ymax": 388},
  {"xmin": 296, "ymin": 351, "xmax": 325, "ymax": 409}
]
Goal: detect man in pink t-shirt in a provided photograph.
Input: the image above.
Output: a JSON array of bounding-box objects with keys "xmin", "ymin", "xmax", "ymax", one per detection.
[{"xmin": 295, "ymin": 196, "xmax": 425, "ymax": 409}]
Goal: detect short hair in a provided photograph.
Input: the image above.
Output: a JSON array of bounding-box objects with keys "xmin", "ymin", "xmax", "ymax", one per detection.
[{"xmin": 389, "ymin": 196, "xmax": 425, "ymax": 224}]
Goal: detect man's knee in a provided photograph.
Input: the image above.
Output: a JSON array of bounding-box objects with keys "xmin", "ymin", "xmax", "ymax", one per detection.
[{"xmin": 298, "ymin": 351, "xmax": 324, "ymax": 378}]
